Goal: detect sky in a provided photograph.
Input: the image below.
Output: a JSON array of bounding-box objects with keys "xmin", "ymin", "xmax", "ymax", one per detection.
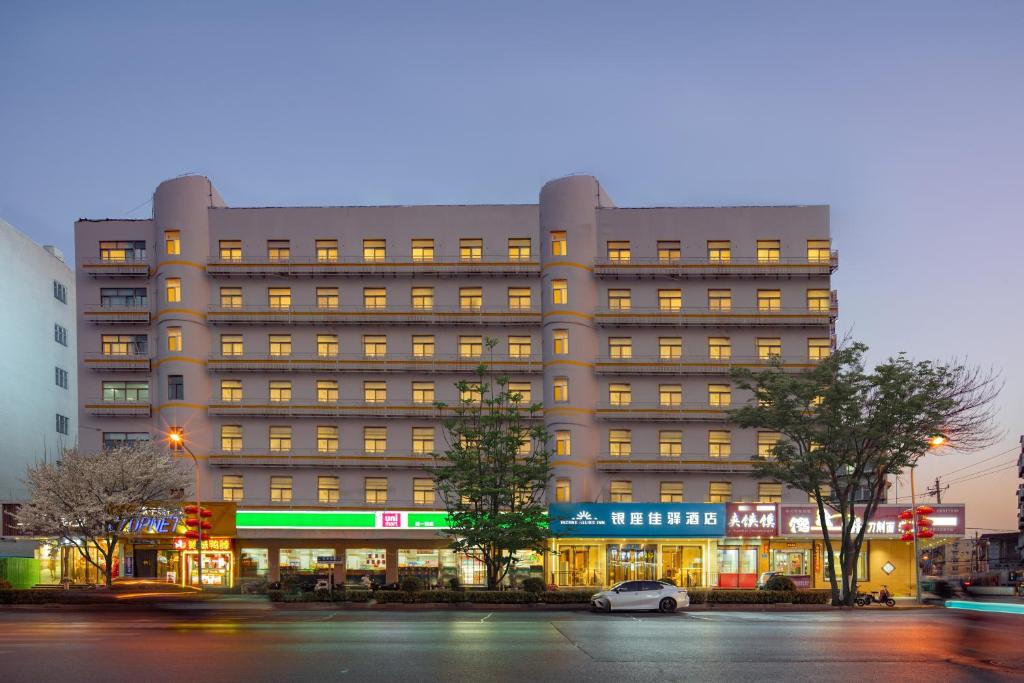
[{"xmin": 1, "ymin": 1, "xmax": 1021, "ymax": 533}]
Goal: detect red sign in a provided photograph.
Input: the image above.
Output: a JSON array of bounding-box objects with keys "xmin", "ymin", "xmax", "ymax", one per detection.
[
  {"xmin": 173, "ymin": 537, "xmax": 233, "ymax": 552},
  {"xmin": 725, "ymin": 503, "xmax": 779, "ymax": 537},
  {"xmin": 381, "ymin": 512, "xmax": 401, "ymax": 528}
]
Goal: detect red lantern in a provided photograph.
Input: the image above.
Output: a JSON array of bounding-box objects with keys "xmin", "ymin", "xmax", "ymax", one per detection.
[
  {"xmin": 897, "ymin": 510, "xmax": 914, "ymax": 520},
  {"xmin": 185, "ymin": 518, "xmax": 200, "ymax": 527},
  {"xmin": 201, "ymin": 521, "xmax": 212, "ymax": 529},
  {"xmin": 900, "ymin": 533, "xmax": 915, "ymax": 542},
  {"xmin": 916, "ymin": 505, "xmax": 935, "ymax": 515},
  {"xmin": 200, "ymin": 508, "xmax": 213, "ymax": 518},
  {"xmin": 184, "ymin": 530, "xmax": 199, "ymax": 539},
  {"xmin": 918, "ymin": 529, "xmax": 935, "ymax": 539},
  {"xmin": 183, "ymin": 505, "xmax": 199, "ymax": 514},
  {"xmin": 916, "ymin": 517, "xmax": 933, "ymax": 528}
]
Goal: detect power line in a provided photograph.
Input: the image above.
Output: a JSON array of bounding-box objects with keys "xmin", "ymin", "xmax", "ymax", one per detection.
[
  {"xmin": 945, "ymin": 463, "xmax": 1018, "ymax": 487},
  {"xmin": 934, "ymin": 445, "xmax": 1018, "ymax": 478}
]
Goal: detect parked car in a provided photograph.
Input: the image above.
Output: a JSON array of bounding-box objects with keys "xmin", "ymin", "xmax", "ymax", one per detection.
[
  {"xmin": 591, "ymin": 580, "xmax": 690, "ymax": 613},
  {"xmin": 757, "ymin": 572, "xmax": 781, "ymax": 590}
]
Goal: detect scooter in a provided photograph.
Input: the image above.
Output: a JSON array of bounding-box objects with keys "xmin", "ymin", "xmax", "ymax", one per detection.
[{"xmin": 855, "ymin": 586, "xmax": 895, "ymax": 607}]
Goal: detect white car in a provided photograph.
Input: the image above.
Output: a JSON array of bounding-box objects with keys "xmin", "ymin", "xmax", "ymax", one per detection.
[{"xmin": 592, "ymin": 580, "xmax": 690, "ymax": 612}]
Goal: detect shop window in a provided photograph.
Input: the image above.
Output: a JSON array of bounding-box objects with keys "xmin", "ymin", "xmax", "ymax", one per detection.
[
  {"xmin": 550, "ymin": 230, "xmax": 566, "ymax": 256},
  {"xmin": 608, "ymin": 383, "xmax": 631, "ymax": 407},
  {"xmin": 270, "ymin": 476, "xmax": 293, "ymax": 502},
  {"xmin": 658, "ymin": 289, "xmax": 682, "ymax": 311},
  {"xmin": 363, "ymin": 239, "xmax": 386, "ymax": 262},
  {"xmin": 267, "ymin": 240, "xmax": 290, "ymax": 261},
  {"xmin": 608, "ymin": 337, "xmax": 632, "ymax": 359},
  {"xmin": 708, "ymin": 430, "xmax": 731, "ymax": 458},
  {"xmin": 757, "ymin": 240, "xmax": 781, "ymax": 263},
  {"xmin": 552, "ymin": 377, "xmax": 568, "ymax": 403},
  {"xmin": 316, "ymin": 239, "xmax": 338, "ymax": 262},
  {"xmin": 508, "ymin": 237, "xmax": 531, "ymax": 261},
  {"xmin": 663, "ymin": 545, "xmax": 703, "ymax": 588},
  {"xmin": 508, "ymin": 335, "xmax": 531, "ymax": 359},
  {"xmin": 659, "ymin": 337, "xmax": 682, "ymax": 360},
  {"xmin": 807, "ymin": 289, "xmax": 831, "ymax": 312},
  {"xmin": 412, "ymin": 382, "xmax": 435, "ymax": 405},
  {"xmin": 346, "ymin": 549, "xmax": 387, "ymax": 584},
  {"xmin": 412, "ymin": 335, "xmax": 434, "ymax": 358},
  {"xmin": 552, "ymin": 329, "xmax": 568, "ymax": 355},
  {"xmin": 807, "ymin": 239, "xmax": 831, "ymax": 263},
  {"xmin": 363, "ymin": 380, "xmax": 387, "ymax": 404},
  {"xmin": 460, "ymin": 238, "xmax": 483, "ymax": 261},
  {"xmin": 660, "ymin": 482, "xmax": 684, "ymax": 503},
  {"xmin": 365, "ymin": 477, "xmax": 388, "ymax": 504},
  {"xmin": 659, "ymin": 384, "xmax": 682, "ymax": 407},
  {"xmin": 222, "ymin": 475, "xmax": 244, "ymax": 501},
  {"xmin": 771, "ymin": 548, "xmax": 811, "ymax": 583},
  {"xmin": 316, "ymin": 287, "xmax": 339, "ymax": 309},
  {"xmin": 364, "ymin": 427, "xmax": 387, "ymax": 454},
  {"xmin": 318, "ymin": 476, "xmax": 340, "ymax": 503},
  {"xmin": 757, "ymin": 337, "xmax": 782, "ymax": 360},
  {"xmin": 363, "ymin": 287, "xmax": 387, "ymax": 310},
  {"xmin": 658, "ymin": 240, "xmax": 681, "ymax": 262},
  {"xmin": 269, "ymin": 380, "xmax": 292, "ymax": 403},
  {"xmin": 164, "ymin": 230, "xmax": 180, "ymax": 255},
  {"xmin": 220, "ymin": 425, "xmax": 242, "ymax": 452},
  {"xmin": 551, "ymin": 279, "xmax": 567, "ymax": 305},
  {"xmin": 459, "ymin": 335, "xmax": 483, "ymax": 358},
  {"xmin": 411, "ymin": 238, "xmax": 434, "ymax": 262},
  {"xmin": 317, "ymin": 379, "xmax": 338, "ymax": 403},
  {"xmin": 219, "ymin": 240, "xmax": 242, "ymax": 262},
  {"xmin": 555, "ymin": 430, "xmax": 571, "ymax": 457},
  {"xmin": 411, "ymin": 287, "xmax": 434, "ymax": 311},
  {"xmin": 708, "ymin": 481, "xmax": 732, "ymax": 503},
  {"xmin": 508, "ymin": 287, "xmax": 532, "ymax": 311},
  {"xmin": 607, "ymin": 241, "xmax": 631, "ymax": 263},
  {"xmin": 659, "ymin": 431, "xmax": 682, "ymax": 457},
  {"xmin": 317, "ymin": 426, "xmax": 339, "ymax": 453},
  {"xmin": 607, "ymin": 288, "xmax": 631, "ymax": 311},
  {"xmin": 555, "ymin": 478, "xmax": 571, "ymax": 503},
  {"xmin": 708, "ymin": 337, "xmax": 731, "ymax": 360},
  {"xmin": 412, "ymin": 426, "xmax": 435, "ymax": 454},
  {"xmin": 808, "ymin": 338, "xmax": 831, "ymax": 361},
  {"xmin": 609, "ymin": 480, "xmax": 632, "ymax": 503},
  {"xmin": 757, "ymin": 289, "xmax": 781, "ymax": 312},
  {"xmin": 708, "ymin": 289, "xmax": 732, "ymax": 311},
  {"xmin": 413, "ymin": 478, "xmax": 435, "ymax": 505},
  {"xmin": 269, "ymin": 425, "xmax": 291, "ymax": 452},
  {"xmin": 220, "ymin": 379, "xmax": 243, "ymax": 402},
  {"xmin": 281, "ymin": 548, "xmax": 335, "ymax": 575},
  {"xmin": 240, "ymin": 548, "xmax": 268, "ymax": 580},
  {"xmin": 717, "ymin": 546, "xmax": 757, "ymax": 588},
  {"xmin": 555, "ymin": 544, "xmax": 601, "ymax": 587},
  {"xmin": 220, "ymin": 287, "xmax": 242, "ymax": 309},
  {"xmin": 608, "ymin": 429, "xmax": 631, "ymax": 457},
  {"xmin": 165, "ymin": 278, "xmax": 181, "ymax": 303},
  {"xmin": 707, "ymin": 240, "xmax": 731, "ymax": 263}
]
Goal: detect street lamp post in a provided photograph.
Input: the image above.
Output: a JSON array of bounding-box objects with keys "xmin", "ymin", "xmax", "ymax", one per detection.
[
  {"xmin": 169, "ymin": 430, "xmax": 202, "ymax": 590},
  {"xmin": 911, "ymin": 435, "xmax": 949, "ymax": 604}
]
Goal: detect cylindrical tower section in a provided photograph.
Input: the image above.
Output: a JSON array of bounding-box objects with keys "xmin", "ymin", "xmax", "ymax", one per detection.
[
  {"xmin": 152, "ymin": 176, "xmax": 224, "ymax": 500},
  {"xmin": 540, "ymin": 176, "xmax": 614, "ymax": 502}
]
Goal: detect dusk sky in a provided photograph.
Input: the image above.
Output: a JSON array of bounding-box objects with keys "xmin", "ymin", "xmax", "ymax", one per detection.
[{"xmin": 2, "ymin": 1, "xmax": 1021, "ymax": 532}]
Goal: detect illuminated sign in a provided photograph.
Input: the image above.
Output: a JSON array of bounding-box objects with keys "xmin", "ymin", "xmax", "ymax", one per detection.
[
  {"xmin": 119, "ymin": 512, "xmax": 183, "ymax": 536},
  {"xmin": 235, "ymin": 510, "xmax": 451, "ymax": 530},
  {"xmin": 173, "ymin": 537, "xmax": 233, "ymax": 552},
  {"xmin": 548, "ymin": 503, "xmax": 726, "ymax": 538},
  {"xmin": 725, "ymin": 503, "xmax": 778, "ymax": 538},
  {"xmin": 779, "ymin": 504, "xmax": 965, "ymax": 538}
]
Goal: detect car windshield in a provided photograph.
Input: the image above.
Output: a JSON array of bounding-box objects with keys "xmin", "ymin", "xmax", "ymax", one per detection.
[{"xmin": 610, "ymin": 582, "xmax": 629, "ymax": 591}]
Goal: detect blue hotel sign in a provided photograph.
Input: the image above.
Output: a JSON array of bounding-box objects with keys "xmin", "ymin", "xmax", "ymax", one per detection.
[{"xmin": 549, "ymin": 503, "xmax": 727, "ymax": 538}]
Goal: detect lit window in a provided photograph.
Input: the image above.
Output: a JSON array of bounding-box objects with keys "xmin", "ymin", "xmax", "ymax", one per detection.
[
  {"xmin": 807, "ymin": 239, "xmax": 831, "ymax": 263},
  {"xmin": 607, "ymin": 241, "xmax": 631, "ymax": 263},
  {"xmin": 757, "ymin": 338, "xmax": 782, "ymax": 360},
  {"xmin": 220, "ymin": 379, "xmax": 243, "ymax": 402},
  {"xmin": 758, "ymin": 432, "xmax": 781, "ymax": 459},
  {"xmin": 317, "ymin": 334, "xmax": 339, "ymax": 358},
  {"xmin": 167, "ymin": 327, "xmax": 182, "ymax": 352},
  {"xmin": 607, "ymin": 289, "xmax": 631, "ymax": 310},
  {"xmin": 413, "ymin": 478, "xmax": 435, "ymax": 505},
  {"xmin": 660, "ymin": 482, "xmax": 684, "ymax": 503},
  {"xmin": 659, "ymin": 431, "xmax": 682, "ymax": 457},
  {"xmin": 555, "ymin": 430, "xmax": 571, "ymax": 456},
  {"xmin": 412, "ymin": 427, "xmax": 435, "ymax": 454},
  {"xmin": 459, "ymin": 287, "xmax": 482, "ymax": 311},
  {"xmin": 758, "ymin": 483, "xmax": 783, "ymax": 503},
  {"xmin": 317, "ymin": 427, "xmax": 339, "ymax": 454},
  {"xmin": 708, "ymin": 482, "xmax": 732, "ymax": 503},
  {"xmin": 268, "ymin": 287, "xmax": 291, "ymax": 309},
  {"xmin": 550, "ymin": 230, "xmax": 566, "ymax": 256},
  {"xmin": 508, "ymin": 336, "xmax": 531, "ymax": 359},
  {"xmin": 412, "ymin": 335, "xmax": 434, "ymax": 358},
  {"xmin": 221, "ymin": 334, "xmax": 243, "ymax": 357},
  {"xmin": 411, "ymin": 238, "xmax": 434, "ymax": 262},
  {"xmin": 555, "ymin": 478, "xmax": 571, "ymax": 503},
  {"xmin": 708, "ymin": 289, "xmax": 731, "ymax": 311},
  {"xmin": 363, "ymin": 380, "xmax": 387, "ymax": 404},
  {"xmin": 164, "ymin": 230, "xmax": 180, "ymax": 255},
  {"xmin": 811, "ymin": 484, "xmax": 833, "ymax": 504},
  {"xmin": 99, "ymin": 240, "xmax": 145, "ymax": 262},
  {"xmin": 807, "ymin": 289, "xmax": 831, "ymax": 312},
  {"xmin": 508, "ymin": 287, "xmax": 532, "ymax": 310},
  {"xmin": 551, "ymin": 280, "xmax": 567, "ymax": 305},
  {"xmin": 316, "ymin": 240, "xmax": 338, "ymax": 262},
  {"xmin": 609, "ymin": 480, "xmax": 632, "ymax": 502},
  {"xmin": 660, "ymin": 384, "xmax": 682, "ymax": 407},
  {"xmin": 509, "ymin": 382, "xmax": 532, "ymax": 403},
  {"xmin": 267, "ymin": 240, "xmax": 290, "ymax": 261},
  {"xmin": 317, "ymin": 380, "xmax": 338, "ymax": 403},
  {"xmin": 757, "ymin": 240, "xmax": 781, "ymax": 263},
  {"xmin": 659, "ymin": 337, "xmax": 682, "ymax": 360},
  {"xmin": 412, "ymin": 381, "xmax": 435, "ymax": 404},
  {"xmin": 220, "ymin": 287, "xmax": 242, "ymax": 308},
  {"xmin": 411, "ymin": 287, "xmax": 434, "ymax": 310},
  {"xmin": 270, "ymin": 476, "xmax": 293, "ymax": 502},
  {"xmin": 220, "ymin": 425, "xmax": 243, "ymax": 452},
  {"xmin": 460, "ymin": 238, "xmax": 483, "ymax": 261},
  {"xmin": 708, "ymin": 337, "xmax": 732, "ymax": 360},
  {"xmin": 658, "ymin": 289, "xmax": 682, "ymax": 311},
  {"xmin": 552, "ymin": 329, "xmax": 568, "ymax": 355},
  {"xmin": 459, "ymin": 383, "xmax": 482, "ymax": 403},
  {"xmin": 363, "ymin": 239, "xmax": 386, "ymax": 262},
  {"xmin": 708, "ymin": 384, "xmax": 731, "ymax": 407},
  {"xmin": 269, "ymin": 334, "xmax": 292, "ymax": 357},
  {"xmin": 318, "ymin": 475, "xmax": 340, "ymax": 502},
  {"xmin": 165, "ymin": 278, "xmax": 181, "ymax": 303},
  {"xmin": 363, "ymin": 287, "xmax": 387, "ymax": 310},
  {"xmin": 708, "ymin": 431, "xmax": 731, "ymax": 458},
  {"xmin": 808, "ymin": 338, "xmax": 831, "ymax": 361},
  {"xmin": 222, "ymin": 475, "xmax": 243, "ymax": 502},
  {"xmin": 608, "ymin": 337, "xmax": 632, "ymax": 359},
  {"xmin": 552, "ymin": 377, "xmax": 569, "ymax": 403},
  {"xmin": 269, "ymin": 426, "xmax": 292, "ymax": 452},
  {"xmin": 269, "ymin": 380, "xmax": 292, "ymax": 403},
  {"xmin": 757, "ymin": 290, "xmax": 781, "ymax": 312},
  {"xmin": 102, "ymin": 334, "xmax": 145, "ymax": 356},
  {"xmin": 459, "ymin": 336, "xmax": 483, "ymax": 358},
  {"xmin": 365, "ymin": 477, "xmax": 388, "ymax": 504},
  {"xmin": 363, "ymin": 335, "xmax": 387, "ymax": 357},
  {"xmin": 707, "ymin": 241, "xmax": 731, "ymax": 263},
  {"xmin": 219, "ymin": 240, "xmax": 241, "ymax": 262},
  {"xmin": 363, "ymin": 427, "xmax": 387, "ymax": 454},
  {"xmin": 508, "ymin": 238, "xmax": 531, "ymax": 261},
  {"xmin": 317, "ymin": 287, "xmax": 339, "ymax": 309},
  {"xmin": 609, "ymin": 429, "xmax": 632, "ymax": 457},
  {"xmin": 658, "ymin": 240, "xmax": 681, "ymax": 262}
]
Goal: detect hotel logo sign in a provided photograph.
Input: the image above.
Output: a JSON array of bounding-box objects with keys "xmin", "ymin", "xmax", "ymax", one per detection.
[{"xmin": 549, "ymin": 503, "xmax": 726, "ymax": 538}]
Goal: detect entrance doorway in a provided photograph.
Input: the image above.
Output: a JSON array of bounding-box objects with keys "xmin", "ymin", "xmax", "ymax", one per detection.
[
  {"xmin": 134, "ymin": 549, "xmax": 157, "ymax": 578},
  {"xmin": 607, "ymin": 544, "xmax": 657, "ymax": 584}
]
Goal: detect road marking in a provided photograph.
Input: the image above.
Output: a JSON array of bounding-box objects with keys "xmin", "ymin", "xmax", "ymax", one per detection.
[{"xmin": 480, "ymin": 612, "xmax": 493, "ymax": 622}]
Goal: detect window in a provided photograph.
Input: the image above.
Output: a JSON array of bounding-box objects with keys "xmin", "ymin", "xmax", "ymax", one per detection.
[
  {"xmin": 269, "ymin": 334, "xmax": 292, "ymax": 357},
  {"xmin": 103, "ymin": 381, "xmax": 149, "ymax": 402},
  {"xmin": 757, "ymin": 338, "xmax": 782, "ymax": 360},
  {"xmin": 316, "ymin": 240, "xmax": 338, "ymax": 262},
  {"xmin": 658, "ymin": 240, "xmax": 681, "ymax": 262},
  {"xmin": 411, "ymin": 287, "xmax": 434, "ymax": 310},
  {"xmin": 459, "ymin": 287, "xmax": 482, "ymax": 311},
  {"xmin": 508, "ymin": 336, "xmax": 531, "ymax": 359},
  {"xmin": 53, "ymin": 280, "xmax": 68, "ymax": 303},
  {"xmin": 220, "ymin": 334, "xmax": 243, "ymax": 357},
  {"xmin": 165, "ymin": 278, "xmax": 181, "ymax": 303},
  {"xmin": 609, "ymin": 429, "xmax": 632, "ymax": 457},
  {"xmin": 317, "ymin": 426, "xmax": 339, "ymax": 454},
  {"xmin": 412, "ymin": 335, "xmax": 434, "ymax": 358},
  {"xmin": 757, "ymin": 240, "xmax": 781, "ymax": 263},
  {"xmin": 552, "ymin": 329, "xmax": 568, "ymax": 355},
  {"xmin": 364, "ymin": 427, "xmax": 387, "ymax": 453},
  {"xmin": 317, "ymin": 334, "xmax": 339, "ymax": 358},
  {"xmin": 508, "ymin": 238, "xmax": 531, "ymax": 260},
  {"xmin": 54, "ymin": 323, "xmax": 69, "ymax": 346},
  {"xmin": 55, "ymin": 367, "xmax": 69, "ymax": 389},
  {"xmin": 55, "ymin": 414, "xmax": 69, "ymax": 435},
  {"xmin": 659, "ymin": 430, "xmax": 682, "ymax": 457},
  {"xmin": 363, "ymin": 239, "xmax": 386, "ymax": 262},
  {"xmin": 659, "ymin": 384, "xmax": 682, "ymax": 407},
  {"xmin": 608, "ymin": 337, "xmax": 632, "ymax": 359},
  {"xmin": 660, "ymin": 482, "xmax": 684, "ymax": 503},
  {"xmin": 220, "ymin": 425, "xmax": 243, "ymax": 452},
  {"xmin": 99, "ymin": 240, "xmax": 145, "ymax": 262},
  {"xmin": 608, "ymin": 383, "xmax": 631, "ymax": 406},
  {"xmin": 708, "ymin": 289, "xmax": 732, "ymax": 311},
  {"xmin": 459, "ymin": 383, "xmax": 482, "ymax": 403},
  {"xmin": 413, "ymin": 478, "xmax": 435, "ymax": 505},
  {"xmin": 658, "ymin": 289, "xmax": 682, "ymax": 311},
  {"xmin": 219, "ymin": 240, "xmax": 242, "ymax": 262},
  {"xmin": 551, "ymin": 279, "xmax": 567, "ymax": 305},
  {"xmin": 607, "ymin": 241, "xmax": 631, "ymax": 263},
  {"xmin": 412, "ymin": 427, "xmax": 435, "ymax": 454},
  {"xmin": 267, "ymin": 240, "xmax": 290, "ymax": 261},
  {"xmin": 365, "ymin": 477, "xmax": 388, "ymax": 504},
  {"xmin": 708, "ymin": 482, "xmax": 732, "ymax": 503},
  {"xmin": 708, "ymin": 384, "xmax": 731, "ymax": 407},
  {"xmin": 317, "ymin": 379, "xmax": 339, "ymax": 403},
  {"xmin": 167, "ymin": 375, "xmax": 183, "ymax": 401},
  {"xmin": 363, "ymin": 381, "xmax": 387, "ymax": 403},
  {"xmin": 508, "ymin": 287, "xmax": 532, "ymax": 310},
  {"xmin": 709, "ymin": 337, "xmax": 732, "ymax": 360},
  {"xmin": 811, "ymin": 484, "xmax": 833, "ymax": 504},
  {"xmin": 220, "ymin": 379, "xmax": 243, "ymax": 402},
  {"xmin": 222, "ymin": 475, "xmax": 244, "ymax": 502},
  {"xmin": 269, "ymin": 426, "xmax": 292, "ymax": 452},
  {"xmin": 405, "ymin": 382, "xmax": 433, "ymax": 407},
  {"xmin": 411, "ymin": 238, "xmax": 434, "ymax": 262},
  {"xmin": 659, "ymin": 337, "xmax": 682, "ymax": 360},
  {"xmin": 316, "ymin": 287, "xmax": 339, "ymax": 309},
  {"xmin": 102, "ymin": 432, "xmax": 149, "ymax": 450},
  {"xmin": 459, "ymin": 238, "xmax": 482, "ymax": 261},
  {"xmin": 609, "ymin": 481, "xmax": 632, "ymax": 503},
  {"xmin": 758, "ymin": 483, "xmax": 784, "ymax": 503},
  {"xmin": 708, "ymin": 430, "xmax": 731, "ymax": 458},
  {"xmin": 807, "ymin": 239, "xmax": 831, "ymax": 263},
  {"xmin": 164, "ymin": 230, "xmax": 180, "ymax": 255},
  {"xmin": 269, "ymin": 380, "xmax": 292, "ymax": 403},
  {"xmin": 363, "ymin": 335, "xmax": 387, "ymax": 357},
  {"xmin": 318, "ymin": 475, "xmax": 340, "ymax": 503},
  {"xmin": 268, "ymin": 287, "xmax": 292, "ymax": 309},
  {"xmin": 757, "ymin": 432, "xmax": 781, "ymax": 458},
  {"xmin": 808, "ymin": 338, "xmax": 831, "ymax": 361},
  {"xmin": 220, "ymin": 287, "xmax": 242, "ymax": 308},
  {"xmin": 555, "ymin": 430, "xmax": 571, "ymax": 456},
  {"xmin": 757, "ymin": 289, "xmax": 781, "ymax": 312},
  {"xmin": 553, "ymin": 377, "xmax": 568, "ymax": 403},
  {"xmin": 508, "ymin": 382, "xmax": 532, "ymax": 403},
  {"xmin": 101, "ymin": 334, "xmax": 146, "ymax": 356},
  {"xmin": 550, "ymin": 230, "xmax": 566, "ymax": 256},
  {"xmin": 555, "ymin": 478, "xmax": 571, "ymax": 503},
  {"xmin": 270, "ymin": 476, "xmax": 293, "ymax": 502},
  {"xmin": 707, "ymin": 240, "xmax": 731, "ymax": 263},
  {"xmin": 101, "ymin": 287, "xmax": 147, "ymax": 307},
  {"xmin": 166, "ymin": 327, "xmax": 182, "ymax": 352},
  {"xmin": 458, "ymin": 335, "xmax": 483, "ymax": 359},
  {"xmin": 807, "ymin": 289, "xmax": 831, "ymax": 312},
  {"xmin": 608, "ymin": 289, "xmax": 631, "ymax": 310}
]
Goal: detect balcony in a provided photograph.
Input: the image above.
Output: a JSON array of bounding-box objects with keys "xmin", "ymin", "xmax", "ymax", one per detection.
[
  {"xmin": 206, "ymin": 305, "xmax": 541, "ymax": 326},
  {"xmin": 84, "ymin": 353, "xmax": 151, "ymax": 372},
  {"xmin": 593, "ymin": 253, "xmax": 838, "ymax": 279},
  {"xmin": 206, "ymin": 254, "xmax": 541, "ymax": 278},
  {"xmin": 207, "ymin": 353, "xmax": 542, "ymax": 374},
  {"xmin": 83, "ymin": 305, "xmax": 151, "ymax": 324},
  {"xmin": 594, "ymin": 355, "xmax": 818, "ymax": 375},
  {"xmin": 207, "ymin": 400, "xmax": 542, "ymax": 419},
  {"xmin": 85, "ymin": 400, "xmax": 152, "ymax": 417},
  {"xmin": 81, "ymin": 257, "xmax": 150, "ymax": 278},
  {"xmin": 207, "ymin": 449, "xmax": 437, "ymax": 469},
  {"xmin": 595, "ymin": 454, "xmax": 760, "ymax": 473},
  {"xmin": 594, "ymin": 306, "xmax": 835, "ymax": 327},
  {"xmin": 595, "ymin": 402, "xmax": 729, "ymax": 421}
]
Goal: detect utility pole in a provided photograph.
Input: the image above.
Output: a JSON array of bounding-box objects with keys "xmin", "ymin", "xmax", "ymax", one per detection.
[{"xmin": 926, "ymin": 476, "xmax": 947, "ymax": 504}]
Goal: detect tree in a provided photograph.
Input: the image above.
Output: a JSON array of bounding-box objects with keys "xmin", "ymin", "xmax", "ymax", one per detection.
[
  {"xmin": 433, "ymin": 339, "xmax": 553, "ymax": 589},
  {"xmin": 17, "ymin": 442, "xmax": 192, "ymax": 587},
  {"xmin": 730, "ymin": 342, "xmax": 999, "ymax": 606}
]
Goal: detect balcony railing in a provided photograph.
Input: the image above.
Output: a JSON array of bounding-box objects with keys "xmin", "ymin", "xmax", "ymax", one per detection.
[
  {"xmin": 207, "ymin": 305, "xmax": 541, "ymax": 325},
  {"xmin": 207, "ymin": 353, "xmax": 542, "ymax": 374},
  {"xmin": 207, "ymin": 399, "xmax": 542, "ymax": 419},
  {"xmin": 83, "ymin": 305, "xmax": 151, "ymax": 324},
  {"xmin": 595, "ymin": 454, "xmax": 761, "ymax": 473},
  {"xmin": 207, "ymin": 449, "xmax": 438, "ymax": 469},
  {"xmin": 83, "ymin": 352, "xmax": 152, "ymax": 372},
  {"xmin": 84, "ymin": 400, "xmax": 152, "ymax": 417},
  {"xmin": 595, "ymin": 401, "xmax": 730, "ymax": 421},
  {"xmin": 594, "ymin": 355, "xmax": 818, "ymax": 375},
  {"xmin": 593, "ymin": 253, "xmax": 838, "ymax": 278},
  {"xmin": 206, "ymin": 254, "xmax": 541, "ymax": 277},
  {"xmin": 594, "ymin": 306, "xmax": 835, "ymax": 327},
  {"xmin": 81, "ymin": 257, "xmax": 151, "ymax": 278}
]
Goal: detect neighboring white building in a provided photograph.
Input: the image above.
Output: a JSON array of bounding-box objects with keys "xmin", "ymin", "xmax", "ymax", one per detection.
[{"xmin": 0, "ymin": 219, "xmax": 77, "ymax": 500}]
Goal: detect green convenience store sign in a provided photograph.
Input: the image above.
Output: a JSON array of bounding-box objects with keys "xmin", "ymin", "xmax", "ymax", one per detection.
[{"xmin": 236, "ymin": 510, "xmax": 451, "ymax": 530}]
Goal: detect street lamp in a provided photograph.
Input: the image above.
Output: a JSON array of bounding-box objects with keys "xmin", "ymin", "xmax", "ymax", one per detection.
[
  {"xmin": 168, "ymin": 429, "xmax": 202, "ymax": 590},
  {"xmin": 910, "ymin": 434, "xmax": 949, "ymax": 603}
]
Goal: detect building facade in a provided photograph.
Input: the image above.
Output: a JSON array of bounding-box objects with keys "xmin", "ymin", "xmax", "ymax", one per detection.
[{"xmin": 75, "ymin": 174, "xmax": 845, "ymax": 589}]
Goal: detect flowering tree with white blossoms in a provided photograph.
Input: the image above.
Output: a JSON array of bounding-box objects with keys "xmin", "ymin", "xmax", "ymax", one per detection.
[{"xmin": 18, "ymin": 443, "xmax": 191, "ymax": 587}]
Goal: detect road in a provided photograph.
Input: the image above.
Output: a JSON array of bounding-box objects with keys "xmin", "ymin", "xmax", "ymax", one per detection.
[{"xmin": 0, "ymin": 607, "xmax": 1020, "ymax": 682}]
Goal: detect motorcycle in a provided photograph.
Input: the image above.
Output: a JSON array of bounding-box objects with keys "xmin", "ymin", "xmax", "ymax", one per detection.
[{"xmin": 855, "ymin": 586, "xmax": 896, "ymax": 607}]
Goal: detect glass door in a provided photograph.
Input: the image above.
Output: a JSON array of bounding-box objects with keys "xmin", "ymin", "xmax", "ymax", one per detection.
[{"xmin": 607, "ymin": 544, "xmax": 657, "ymax": 584}]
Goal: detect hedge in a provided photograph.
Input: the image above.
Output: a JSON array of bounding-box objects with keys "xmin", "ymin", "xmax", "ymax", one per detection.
[{"xmin": 0, "ymin": 590, "xmax": 108, "ymax": 605}]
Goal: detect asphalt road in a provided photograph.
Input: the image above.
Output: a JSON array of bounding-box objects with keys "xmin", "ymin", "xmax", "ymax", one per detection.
[{"xmin": 0, "ymin": 607, "xmax": 1020, "ymax": 682}]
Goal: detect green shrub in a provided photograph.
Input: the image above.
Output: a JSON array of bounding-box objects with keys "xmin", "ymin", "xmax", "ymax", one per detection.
[
  {"xmin": 791, "ymin": 590, "xmax": 830, "ymax": 604},
  {"xmin": 400, "ymin": 577, "xmax": 424, "ymax": 593},
  {"xmin": 765, "ymin": 575, "xmax": 797, "ymax": 592},
  {"xmin": 267, "ymin": 589, "xmax": 284, "ymax": 602},
  {"xmin": 344, "ymin": 590, "xmax": 373, "ymax": 602},
  {"xmin": 521, "ymin": 577, "xmax": 547, "ymax": 593},
  {"xmin": 686, "ymin": 589, "xmax": 708, "ymax": 604},
  {"xmin": 657, "ymin": 577, "xmax": 676, "ymax": 586},
  {"xmin": 537, "ymin": 590, "xmax": 592, "ymax": 604}
]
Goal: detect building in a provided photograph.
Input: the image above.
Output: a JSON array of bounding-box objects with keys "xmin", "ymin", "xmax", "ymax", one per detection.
[
  {"xmin": 75, "ymin": 173, "xmax": 866, "ymax": 589},
  {"xmin": 1018, "ymin": 434, "xmax": 1024, "ymax": 564}
]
